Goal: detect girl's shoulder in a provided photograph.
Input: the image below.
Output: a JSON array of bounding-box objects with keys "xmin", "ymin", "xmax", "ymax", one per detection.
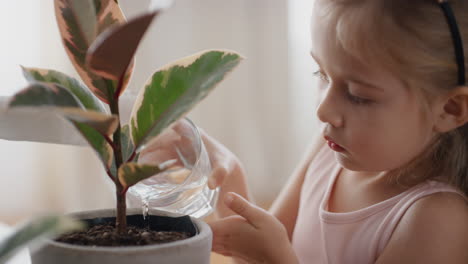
[
  {"xmin": 409, "ymin": 189, "xmax": 468, "ymax": 227},
  {"xmin": 377, "ymin": 190, "xmax": 468, "ymax": 263}
]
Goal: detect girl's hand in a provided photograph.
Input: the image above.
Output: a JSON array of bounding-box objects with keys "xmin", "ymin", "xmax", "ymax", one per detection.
[
  {"xmin": 208, "ymin": 192, "xmax": 299, "ymax": 264},
  {"xmin": 197, "ymin": 128, "xmax": 241, "ymax": 190}
]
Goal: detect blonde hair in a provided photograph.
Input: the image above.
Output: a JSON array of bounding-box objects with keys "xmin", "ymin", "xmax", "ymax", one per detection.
[{"xmin": 314, "ymin": 0, "xmax": 468, "ymax": 194}]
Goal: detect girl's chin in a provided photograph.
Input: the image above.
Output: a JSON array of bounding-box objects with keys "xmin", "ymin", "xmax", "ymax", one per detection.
[
  {"xmin": 334, "ymin": 153, "xmax": 397, "ymax": 173},
  {"xmin": 334, "ymin": 152, "xmax": 370, "ymax": 172}
]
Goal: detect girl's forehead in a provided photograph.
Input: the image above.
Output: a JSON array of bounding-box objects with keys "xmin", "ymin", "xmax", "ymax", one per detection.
[
  {"xmin": 309, "ymin": 4, "xmax": 374, "ymax": 65},
  {"xmin": 309, "ymin": 6, "xmax": 360, "ymax": 66},
  {"xmin": 309, "ymin": 24, "xmax": 375, "ymax": 82},
  {"xmin": 309, "ymin": 4, "xmax": 405, "ymax": 88},
  {"xmin": 310, "ymin": 25, "xmax": 406, "ymax": 94}
]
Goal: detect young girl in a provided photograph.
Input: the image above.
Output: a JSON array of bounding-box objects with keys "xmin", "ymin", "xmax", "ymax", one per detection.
[{"xmin": 143, "ymin": 0, "xmax": 468, "ymax": 263}]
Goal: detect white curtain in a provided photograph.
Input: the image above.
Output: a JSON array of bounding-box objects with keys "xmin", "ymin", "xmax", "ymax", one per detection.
[{"xmin": 0, "ymin": 0, "xmax": 320, "ymax": 222}]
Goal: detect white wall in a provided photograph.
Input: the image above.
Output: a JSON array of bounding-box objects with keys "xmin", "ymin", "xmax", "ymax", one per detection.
[{"xmin": 0, "ymin": 1, "xmax": 44, "ymax": 218}]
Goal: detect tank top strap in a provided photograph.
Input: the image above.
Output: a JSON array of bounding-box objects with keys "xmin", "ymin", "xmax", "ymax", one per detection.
[{"xmin": 376, "ymin": 181, "xmax": 467, "ymax": 254}]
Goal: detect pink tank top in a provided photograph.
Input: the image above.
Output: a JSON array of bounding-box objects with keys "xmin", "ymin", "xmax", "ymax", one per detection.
[{"xmin": 291, "ymin": 145, "xmax": 465, "ymax": 264}]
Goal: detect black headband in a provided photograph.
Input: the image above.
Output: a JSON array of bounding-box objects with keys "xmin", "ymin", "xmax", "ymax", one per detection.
[{"xmin": 438, "ymin": 0, "xmax": 466, "ymax": 85}]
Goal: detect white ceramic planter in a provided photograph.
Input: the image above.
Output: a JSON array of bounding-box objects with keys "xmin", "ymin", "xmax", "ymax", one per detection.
[{"xmin": 30, "ymin": 208, "xmax": 212, "ymax": 264}]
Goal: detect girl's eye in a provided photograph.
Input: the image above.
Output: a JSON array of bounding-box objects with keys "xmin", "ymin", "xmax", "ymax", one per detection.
[
  {"xmin": 346, "ymin": 91, "xmax": 373, "ymax": 105},
  {"xmin": 312, "ymin": 69, "xmax": 374, "ymax": 105},
  {"xmin": 312, "ymin": 70, "xmax": 330, "ymax": 82}
]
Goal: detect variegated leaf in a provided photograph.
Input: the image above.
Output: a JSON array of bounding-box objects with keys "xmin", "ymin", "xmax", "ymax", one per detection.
[
  {"xmin": 94, "ymin": 0, "xmax": 121, "ymax": 34},
  {"xmin": 71, "ymin": 0, "xmax": 97, "ymax": 45},
  {"xmin": 62, "ymin": 111, "xmax": 118, "ymax": 176},
  {"xmin": 129, "ymin": 50, "xmax": 242, "ymax": 151},
  {"xmin": 8, "ymin": 82, "xmax": 117, "ymax": 135},
  {"xmin": 118, "ymin": 160, "xmax": 176, "ymax": 189},
  {"xmin": 62, "ymin": 108, "xmax": 118, "ymax": 136},
  {"xmin": 0, "ymin": 215, "xmax": 83, "ymax": 264},
  {"xmin": 87, "ymin": 11, "xmax": 158, "ymax": 83},
  {"xmin": 8, "ymin": 82, "xmax": 118, "ymax": 173},
  {"xmin": 9, "ymin": 82, "xmax": 84, "ymax": 109},
  {"xmin": 54, "ymin": 0, "xmax": 133, "ymax": 104},
  {"xmin": 21, "ymin": 66, "xmax": 107, "ymax": 113},
  {"xmin": 121, "ymin": 124, "xmax": 135, "ymax": 162},
  {"xmin": 71, "ymin": 121, "xmax": 115, "ymax": 172}
]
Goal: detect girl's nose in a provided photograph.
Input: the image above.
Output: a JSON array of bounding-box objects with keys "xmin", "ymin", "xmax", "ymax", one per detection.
[{"xmin": 316, "ymin": 88, "xmax": 343, "ymax": 128}]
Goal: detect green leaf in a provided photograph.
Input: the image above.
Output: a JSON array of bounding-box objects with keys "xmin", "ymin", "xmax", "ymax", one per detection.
[
  {"xmin": 71, "ymin": 121, "xmax": 115, "ymax": 172},
  {"xmin": 9, "ymin": 82, "xmax": 84, "ymax": 108},
  {"xmin": 93, "ymin": 0, "xmax": 103, "ymax": 15},
  {"xmin": 8, "ymin": 82, "xmax": 118, "ymax": 172},
  {"xmin": 97, "ymin": 9, "xmax": 121, "ymax": 34},
  {"xmin": 109, "ymin": 156, "xmax": 117, "ymax": 178},
  {"xmin": 0, "ymin": 215, "xmax": 83, "ymax": 264},
  {"xmin": 62, "ymin": 108, "xmax": 118, "ymax": 136},
  {"xmin": 58, "ymin": 109, "xmax": 118, "ymax": 172},
  {"xmin": 70, "ymin": 115, "xmax": 116, "ymax": 175},
  {"xmin": 121, "ymin": 124, "xmax": 135, "ymax": 162},
  {"xmin": 130, "ymin": 50, "xmax": 242, "ymax": 151},
  {"xmin": 21, "ymin": 67, "xmax": 107, "ymax": 113},
  {"xmin": 87, "ymin": 11, "xmax": 158, "ymax": 84},
  {"xmin": 118, "ymin": 160, "xmax": 175, "ymax": 189},
  {"xmin": 8, "ymin": 82, "xmax": 117, "ymax": 134},
  {"xmin": 54, "ymin": 0, "xmax": 132, "ymax": 104},
  {"xmin": 71, "ymin": 0, "xmax": 97, "ymax": 46}
]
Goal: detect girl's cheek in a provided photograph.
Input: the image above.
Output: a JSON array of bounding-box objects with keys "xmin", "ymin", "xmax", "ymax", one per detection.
[{"xmin": 348, "ymin": 124, "xmax": 380, "ymax": 151}]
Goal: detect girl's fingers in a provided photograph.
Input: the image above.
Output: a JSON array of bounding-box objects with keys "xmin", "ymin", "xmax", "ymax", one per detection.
[
  {"xmin": 208, "ymin": 167, "xmax": 227, "ymax": 189},
  {"xmin": 224, "ymin": 192, "xmax": 267, "ymax": 228},
  {"xmin": 207, "ymin": 148, "xmax": 238, "ymax": 189},
  {"xmin": 208, "ymin": 216, "xmax": 249, "ymax": 258},
  {"xmin": 207, "ymin": 217, "xmax": 234, "ymax": 253}
]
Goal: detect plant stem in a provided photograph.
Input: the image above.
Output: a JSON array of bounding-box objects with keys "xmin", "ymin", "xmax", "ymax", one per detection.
[
  {"xmin": 111, "ymin": 64, "xmax": 132, "ymax": 234},
  {"xmin": 126, "ymin": 150, "xmax": 136, "ymax": 163},
  {"xmin": 109, "ymin": 97, "xmax": 127, "ymax": 234}
]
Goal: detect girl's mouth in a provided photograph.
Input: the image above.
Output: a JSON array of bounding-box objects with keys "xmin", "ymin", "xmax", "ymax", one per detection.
[{"xmin": 324, "ymin": 136, "xmax": 345, "ymax": 152}]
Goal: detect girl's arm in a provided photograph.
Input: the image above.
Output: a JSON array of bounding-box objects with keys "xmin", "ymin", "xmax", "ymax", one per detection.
[{"xmin": 269, "ymin": 135, "xmax": 325, "ymax": 240}]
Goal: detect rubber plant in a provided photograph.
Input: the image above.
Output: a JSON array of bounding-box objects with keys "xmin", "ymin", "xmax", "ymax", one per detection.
[{"xmin": 7, "ymin": 0, "xmax": 242, "ymax": 234}]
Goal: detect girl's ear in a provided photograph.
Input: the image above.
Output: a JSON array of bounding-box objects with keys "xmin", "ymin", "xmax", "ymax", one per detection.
[{"xmin": 434, "ymin": 86, "xmax": 468, "ymax": 133}]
